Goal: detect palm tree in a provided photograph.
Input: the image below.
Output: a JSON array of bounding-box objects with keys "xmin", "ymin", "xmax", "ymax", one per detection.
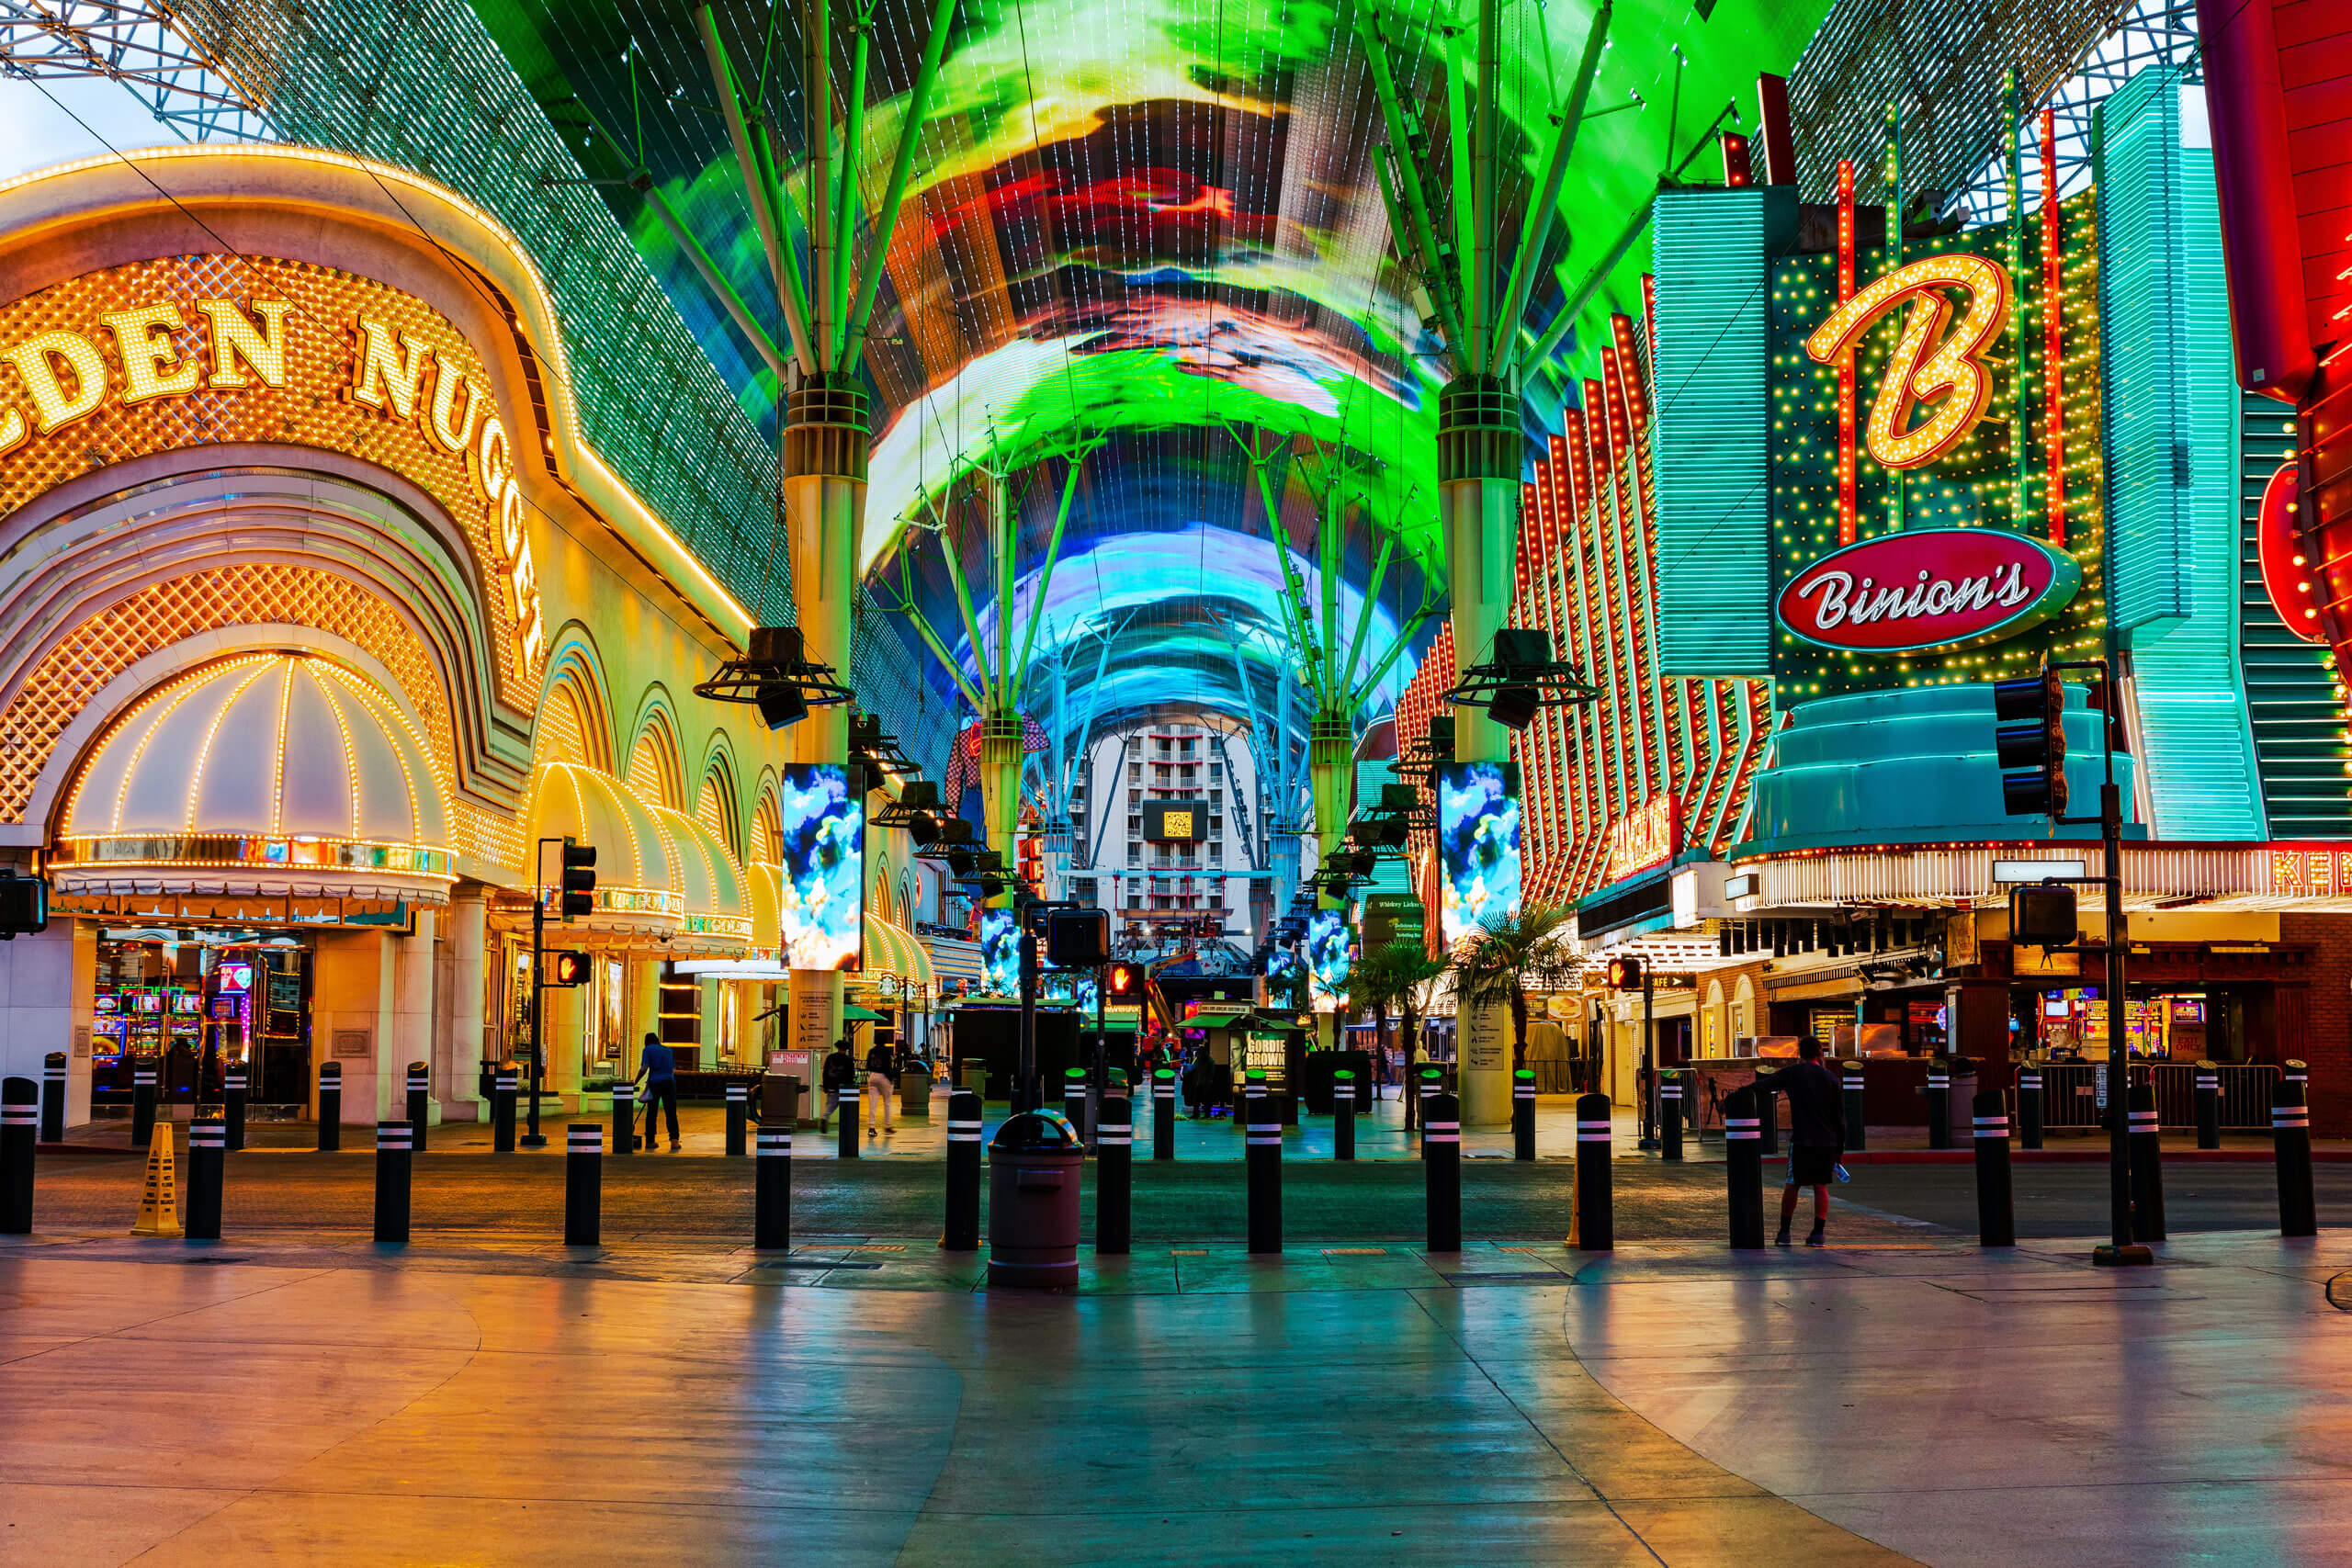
[
  {"xmin": 1453, "ymin": 904, "xmax": 1580, "ymax": 1073},
  {"xmin": 1354, "ymin": 940, "xmax": 1453, "ymax": 1127}
]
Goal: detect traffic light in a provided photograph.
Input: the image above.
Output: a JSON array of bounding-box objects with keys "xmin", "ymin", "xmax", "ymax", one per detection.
[
  {"xmin": 1045, "ymin": 907, "xmax": 1109, "ymax": 968},
  {"xmin": 1606, "ymin": 953, "xmax": 1645, "ymax": 991},
  {"xmin": 2008, "ymin": 884, "xmax": 2077, "ymax": 949},
  {"xmin": 1993, "ymin": 669, "xmax": 2068, "ymax": 817},
  {"xmin": 0, "ymin": 872, "xmax": 47, "ymax": 939},
  {"xmin": 1107, "ymin": 961, "xmax": 1139, "ymax": 998},
  {"xmin": 544, "ymin": 950, "xmax": 591, "ymax": 987},
  {"xmin": 557, "ymin": 838, "xmax": 596, "ymax": 920}
]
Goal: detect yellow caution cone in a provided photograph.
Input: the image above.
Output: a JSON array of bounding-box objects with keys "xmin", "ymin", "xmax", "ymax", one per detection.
[{"xmin": 131, "ymin": 1126, "xmax": 182, "ymax": 1237}]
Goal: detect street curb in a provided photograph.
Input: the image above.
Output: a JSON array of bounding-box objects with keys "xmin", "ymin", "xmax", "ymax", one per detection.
[{"xmin": 1763, "ymin": 1149, "xmax": 2352, "ymax": 1165}]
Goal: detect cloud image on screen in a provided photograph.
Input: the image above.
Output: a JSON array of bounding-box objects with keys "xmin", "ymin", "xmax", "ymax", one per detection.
[
  {"xmin": 777, "ymin": 764, "xmax": 864, "ymax": 971},
  {"xmin": 981, "ymin": 907, "xmax": 1019, "ymax": 994},
  {"xmin": 1306, "ymin": 908, "xmax": 1354, "ymax": 1003},
  {"xmin": 1438, "ymin": 761, "xmax": 1522, "ymax": 947}
]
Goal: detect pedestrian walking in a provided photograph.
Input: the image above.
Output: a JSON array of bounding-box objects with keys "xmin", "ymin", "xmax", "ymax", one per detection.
[
  {"xmin": 1774, "ymin": 1037, "xmax": 1846, "ymax": 1247},
  {"xmin": 864, "ymin": 1037, "xmax": 899, "ymax": 1137},
  {"xmin": 634, "ymin": 1031, "xmax": 681, "ymax": 1151},
  {"xmin": 820, "ymin": 1039, "xmax": 855, "ymax": 1133}
]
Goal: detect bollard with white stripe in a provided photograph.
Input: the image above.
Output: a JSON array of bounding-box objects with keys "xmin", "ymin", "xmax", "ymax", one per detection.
[
  {"xmin": 186, "ymin": 1114, "xmax": 226, "ymax": 1241},
  {"xmin": 1972, "ymin": 1090, "xmax": 2014, "ymax": 1247},
  {"xmin": 222, "ymin": 1066, "xmax": 247, "ymax": 1153},
  {"xmin": 610, "ymin": 1078, "xmax": 636, "ymax": 1156},
  {"xmin": 2017, "ymin": 1068, "xmax": 2044, "ymax": 1151},
  {"xmin": 1840, "ymin": 1061, "xmax": 1867, "ymax": 1152},
  {"xmin": 726, "ymin": 1084, "xmax": 750, "ymax": 1157},
  {"xmin": 754, "ymin": 1126, "xmax": 792, "ymax": 1250},
  {"xmin": 1425, "ymin": 1092, "xmax": 1463, "ymax": 1252},
  {"xmin": 406, "ymin": 1061, "xmax": 431, "ymax": 1154},
  {"xmin": 1245, "ymin": 1073, "xmax": 1282, "ymax": 1255},
  {"xmin": 130, "ymin": 1065, "xmax": 159, "ymax": 1152},
  {"xmin": 1333, "ymin": 1070, "xmax": 1357, "ymax": 1162},
  {"xmin": 1063, "ymin": 1068, "xmax": 1091, "ymax": 1147},
  {"xmin": 943, "ymin": 1088, "xmax": 982, "ymax": 1252},
  {"xmin": 1724, "ymin": 1085, "xmax": 1765, "ymax": 1250},
  {"xmin": 1659, "ymin": 1070, "xmax": 1683, "ymax": 1163},
  {"xmin": 0, "ymin": 1077, "xmax": 34, "ymax": 1235},
  {"xmin": 492, "ymin": 1065, "xmax": 518, "ymax": 1153},
  {"xmin": 316, "ymin": 1062, "xmax": 342, "ymax": 1152},
  {"xmin": 1512, "ymin": 1069, "xmax": 1537, "ymax": 1161},
  {"xmin": 41, "ymin": 1052, "xmax": 67, "ymax": 1145},
  {"xmin": 838, "ymin": 1080, "xmax": 861, "ymax": 1160},
  {"xmin": 2128, "ymin": 1081, "xmax": 2165, "ymax": 1244},
  {"xmin": 1415, "ymin": 1066, "xmax": 1442, "ymax": 1143},
  {"xmin": 2274, "ymin": 1078, "xmax": 2316, "ymax": 1238},
  {"xmin": 1152, "ymin": 1069, "xmax": 1177, "ymax": 1160},
  {"xmin": 1574, "ymin": 1091, "xmax": 1613, "ymax": 1251},
  {"xmin": 1096, "ymin": 1095, "xmax": 1132, "ymax": 1256},
  {"xmin": 2193, "ymin": 1060, "xmax": 2221, "ymax": 1152},
  {"xmin": 373, "ymin": 1120, "xmax": 413, "ymax": 1244},
  {"xmin": 1925, "ymin": 1065, "xmax": 1952, "ymax": 1152},
  {"xmin": 564, "ymin": 1124, "xmax": 602, "ymax": 1246}
]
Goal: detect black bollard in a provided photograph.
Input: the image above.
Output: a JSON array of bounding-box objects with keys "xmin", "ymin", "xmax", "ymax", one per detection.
[
  {"xmin": 406, "ymin": 1061, "xmax": 430, "ymax": 1153},
  {"xmin": 2193, "ymin": 1060, "xmax": 2221, "ymax": 1151},
  {"xmin": 2274, "ymin": 1078, "xmax": 2317, "ymax": 1238},
  {"xmin": 1245, "ymin": 1075, "xmax": 1281, "ymax": 1255},
  {"xmin": 1573, "ymin": 1091, "xmax": 1613, "ymax": 1250},
  {"xmin": 2128, "ymin": 1080, "xmax": 2165, "ymax": 1244},
  {"xmin": 316, "ymin": 1062, "xmax": 341, "ymax": 1152},
  {"xmin": 1152, "ymin": 1068, "xmax": 1177, "ymax": 1160},
  {"xmin": 1512, "ymin": 1068, "xmax": 1537, "ymax": 1160},
  {"xmin": 1972, "ymin": 1089, "xmax": 2015, "ymax": 1247},
  {"xmin": 1659, "ymin": 1070, "xmax": 1683, "ymax": 1162},
  {"xmin": 754, "ymin": 1123, "xmax": 792, "ymax": 1249},
  {"xmin": 611, "ymin": 1079, "xmax": 636, "ymax": 1156},
  {"xmin": 1756, "ymin": 1074, "xmax": 1781, "ymax": 1156},
  {"xmin": 41, "ymin": 1052, "xmax": 65, "ymax": 1145},
  {"xmin": 185, "ymin": 1113, "xmax": 226, "ymax": 1242},
  {"xmin": 1925, "ymin": 1064, "xmax": 1951, "ymax": 1151},
  {"xmin": 1425, "ymin": 1090, "xmax": 1463, "ymax": 1252},
  {"xmin": 943, "ymin": 1088, "xmax": 982, "ymax": 1251},
  {"xmin": 492, "ymin": 1065, "xmax": 517, "ymax": 1153},
  {"xmin": 1062, "ymin": 1067, "xmax": 1089, "ymax": 1145},
  {"xmin": 1333, "ymin": 1070, "xmax": 1357, "ymax": 1161},
  {"xmin": 222, "ymin": 1066, "xmax": 247, "ymax": 1153},
  {"xmin": 1724, "ymin": 1085, "xmax": 1766, "ymax": 1250},
  {"xmin": 564, "ymin": 1123, "xmax": 602, "ymax": 1246},
  {"xmin": 1841, "ymin": 1061, "xmax": 1867, "ymax": 1152},
  {"xmin": 0, "ymin": 1077, "xmax": 33, "ymax": 1235},
  {"xmin": 726, "ymin": 1084, "xmax": 749, "ymax": 1157},
  {"xmin": 373, "ymin": 1120, "xmax": 412, "ymax": 1244},
  {"xmin": 838, "ymin": 1083, "xmax": 860, "ymax": 1159},
  {"xmin": 1096, "ymin": 1094, "xmax": 1132, "ymax": 1256},
  {"xmin": 130, "ymin": 1065, "xmax": 158, "ymax": 1151},
  {"xmin": 2017, "ymin": 1067, "xmax": 2044, "ymax": 1151},
  {"xmin": 1418, "ymin": 1066, "xmax": 1442, "ymax": 1156}
]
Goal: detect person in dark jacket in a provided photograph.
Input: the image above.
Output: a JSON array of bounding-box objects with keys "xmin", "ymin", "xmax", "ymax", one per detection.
[
  {"xmin": 863, "ymin": 1038, "xmax": 899, "ymax": 1136},
  {"xmin": 634, "ymin": 1031, "xmax": 680, "ymax": 1151},
  {"xmin": 820, "ymin": 1040, "xmax": 855, "ymax": 1132},
  {"xmin": 1775, "ymin": 1038, "xmax": 1847, "ymax": 1247}
]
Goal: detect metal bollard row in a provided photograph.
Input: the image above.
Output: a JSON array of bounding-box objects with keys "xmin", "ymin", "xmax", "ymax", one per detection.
[
  {"xmin": 1925, "ymin": 1066, "xmax": 1951, "ymax": 1152},
  {"xmin": 1973, "ymin": 1090, "xmax": 2014, "ymax": 1247},
  {"xmin": 2193, "ymin": 1060, "xmax": 2221, "ymax": 1152},
  {"xmin": 1245, "ymin": 1077, "xmax": 1281, "ymax": 1255},
  {"xmin": 2275, "ymin": 1079, "xmax": 2316, "ymax": 1239},
  {"xmin": 611, "ymin": 1079, "xmax": 636, "ymax": 1156},
  {"xmin": 565, "ymin": 1124, "xmax": 602, "ymax": 1246},
  {"xmin": 40, "ymin": 1053, "xmax": 65, "ymax": 1145},
  {"xmin": 1841, "ymin": 1061, "xmax": 1867, "ymax": 1152},
  {"xmin": 943, "ymin": 1089, "xmax": 982, "ymax": 1252},
  {"xmin": 2016, "ymin": 1068, "xmax": 2044, "ymax": 1151},
  {"xmin": 1512, "ymin": 1070, "xmax": 1536, "ymax": 1161},
  {"xmin": 317, "ymin": 1062, "xmax": 342, "ymax": 1152},
  {"xmin": 1152, "ymin": 1069, "xmax": 1177, "ymax": 1160},
  {"xmin": 223, "ymin": 1066, "xmax": 248, "ymax": 1153},
  {"xmin": 755, "ymin": 1125, "xmax": 792, "ymax": 1250},
  {"xmin": 1659, "ymin": 1070, "xmax": 1682, "ymax": 1162},
  {"xmin": 186, "ymin": 1115, "xmax": 226, "ymax": 1242},
  {"xmin": 1333, "ymin": 1070, "xmax": 1357, "ymax": 1161},
  {"xmin": 130, "ymin": 1066, "xmax": 159, "ymax": 1152},
  {"xmin": 1426, "ymin": 1091, "xmax": 1462, "ymax": 1252},
  {"xmin": 407, "ymin": 1062, "xmax": 431, "ymax": 1153},
  {"xmin": 726, "ymin": 1084, "xmax": 749, "ymax": 1157},
  {"xmin": 2128, "ymin": 1082, "xmax": 2165, "ymax": 1244},
  {"xmin": 1096, "ymin": 1095, "xmax": 1131, "ymax": 1256},
  {"xmin": 1, "ymin": 1077, "xmax": 34, "ymax": 1235},
  {"xmin": 1574, "ymin": 1091, "xmax": 1612, "ymax": 1251},
  {"xmin": 1724, "ymin": 1086, "xmax": 1764, "ymax": 1250},
  {"xmin": 373, "ymin": 1120, "xmax": 412, "ymax": 1244},
  {"xmin": 492, "ymin": 1066, "xmax": 518, "ymax": 1153}
]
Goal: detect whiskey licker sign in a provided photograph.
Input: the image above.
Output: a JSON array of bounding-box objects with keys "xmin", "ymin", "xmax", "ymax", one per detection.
[{"xmin": 1775, "ymin": 528, "xmax": 2081, "ymax": 656}]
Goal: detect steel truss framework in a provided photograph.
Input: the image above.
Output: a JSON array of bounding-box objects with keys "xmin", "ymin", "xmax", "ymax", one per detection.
[{"xmin": 0, "ymin": 0, "xmax": 273, "ymax": 142}]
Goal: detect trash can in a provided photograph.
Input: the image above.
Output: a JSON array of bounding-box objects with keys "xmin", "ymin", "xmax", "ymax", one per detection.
[
  {"xmin": 900, "ymin": 1066, "xmax": 933, "ymax": 1117},
  {"xmin": 958, "ymin": 1061, "xmax": 990, "ymax": 1102},
  {"xmin": 987, "ymin": 1110, "xmax": 1084, "ymax": 1289}
]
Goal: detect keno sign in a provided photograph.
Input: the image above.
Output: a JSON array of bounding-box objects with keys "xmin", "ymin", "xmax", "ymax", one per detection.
[{"xmin": 1776, "ymin": 527, "xmax": 2080, "ymax": 656}]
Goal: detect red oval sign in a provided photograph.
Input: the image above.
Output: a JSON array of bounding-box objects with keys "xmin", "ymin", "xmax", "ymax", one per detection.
[
  {"xmin": 2256, "ymin": 463, "xmax": 2325, "ymax": 644},
  {"xmin": 1775, "ymin": 528, "xmax": 2082, "ymax": 655}
]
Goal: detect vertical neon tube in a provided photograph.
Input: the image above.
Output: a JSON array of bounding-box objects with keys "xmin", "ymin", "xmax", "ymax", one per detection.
[
  {"xmin": 2041, "ymin": 107, "xmax": 2064, "ymax": 547},
  {"xmin": 1837, "ymin": 158, "xmax": 1858, "ymax": 546},
  {"xmin": 2005, "ymin": 71, "xmax": 2029, "ymax": 529},
  {"xmin": 1883, "ymin": 103, "xmax": 1905, "ymax": 533}
]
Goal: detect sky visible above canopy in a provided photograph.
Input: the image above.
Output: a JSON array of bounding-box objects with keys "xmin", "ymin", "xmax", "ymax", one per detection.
[{"xmin": 472, "ymin": 0, "xmax": 1826, "ymax": 743}]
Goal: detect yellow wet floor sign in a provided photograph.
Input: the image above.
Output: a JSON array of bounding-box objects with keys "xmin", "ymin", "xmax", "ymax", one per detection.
[{"xmin": 131, "ymin": 1129, "xmax": 181, "ymax": 1237}]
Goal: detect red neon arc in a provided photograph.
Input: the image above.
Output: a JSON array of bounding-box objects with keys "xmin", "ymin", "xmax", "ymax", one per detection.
[
  {"xmin": 2257, "ymin": 464, "xmax": 2326, "ymax": 645},
  {"xmin": 1776, "ymin": 527, "xmax": 2082, "ymax": 655},
  {"xmin": 1804, "ymin": 253, "xmax": 2012, "ymax": 471}
]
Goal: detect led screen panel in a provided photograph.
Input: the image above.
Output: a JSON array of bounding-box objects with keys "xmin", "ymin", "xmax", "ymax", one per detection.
[
  {"xmin": 1306, "ymin": 908, "xmax": 1354, "ymax": 1003},
  {"xmin": 980, "ymin": 907, "xmax": 1019, "ymax": 995},
  {"xmin": 777, "ymin": 764, "xmax": 864, "ymax": 971},
  {"xmin": 1437, "ymin": 761, "xmax": 1522, "ymax": 947}
]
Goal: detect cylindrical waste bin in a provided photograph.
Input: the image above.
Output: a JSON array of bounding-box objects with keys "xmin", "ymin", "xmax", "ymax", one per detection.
[
  {"xmin": 900, "ymin": 1066, "xmax": 933, "ymax": 1117},
  {"xmin": 986, "ymin": 1110, "xmax": 1084, "ymax": 1289}
]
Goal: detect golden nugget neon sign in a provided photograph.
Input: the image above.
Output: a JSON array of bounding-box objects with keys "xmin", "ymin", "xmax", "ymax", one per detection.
[
  {"xmin": 0, "ymin": 284, "xmax": 546, "ymax": 672},
  {"xmin": 1803, "ymin": 253, "xmax": 2011, "ymax": 471}
]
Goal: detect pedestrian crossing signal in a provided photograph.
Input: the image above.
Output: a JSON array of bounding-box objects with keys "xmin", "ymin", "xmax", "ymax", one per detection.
[
  {"xmin": 1107, "ymin": 961, "xmax": 1139, "ymax": 996},
  {"xmin": 1606, "ymin": 955, "xmax": 1645, "ymax": 991},
  {"xmin": 545, "ymin": 950, "xmax": 590, "ymax": 987}
]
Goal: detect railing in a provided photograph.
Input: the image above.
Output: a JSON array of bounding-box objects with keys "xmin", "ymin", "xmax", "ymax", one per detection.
[{"xmin": 2028, "ymin": 1061, "xmax": 2277, "ymax": 1130}]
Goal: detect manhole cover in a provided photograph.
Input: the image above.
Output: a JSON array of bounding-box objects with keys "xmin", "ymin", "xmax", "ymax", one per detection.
[
  {"xmin": 1442, "ymin": 1271, "xmax": 1563, "ymax": 1286},
  {"xmin": 2326, "ymin": 1272, "xmax": 2352, "ymax": 1312},
  {"xmin": 768, "ymin": 1258, "xmax": 880, "ymax": 1271}
]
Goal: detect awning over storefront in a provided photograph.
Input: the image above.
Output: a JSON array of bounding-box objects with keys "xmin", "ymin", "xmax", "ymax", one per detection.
[
  {"xmin": 648, "ymin": 804, "xmax": 752, "ymax": 953},
  {"xmin": 862, "ymin": 914, "xmax": 935, "ymax": 1000},
  {"xmin": 523, "ymin": 762, "xmax": 680, "ymax": 942},
  {"xmin": 925, "ymin": 935, "xmax": 984, "ymax": 982},
  {"xmin": 51, "ymin": 653, "xmax": 456, "ymax": 908},
  {"xmin": 1729, "ymin": 842, "xmax": 2352, "ymax": 913}
]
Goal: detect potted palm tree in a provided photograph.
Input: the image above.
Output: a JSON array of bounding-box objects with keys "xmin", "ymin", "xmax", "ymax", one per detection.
[
  {"xmin": 1354, "ymin": 939, "xmax": 1453, "ymax": 1128},
  {"xmin": 1453, "ymin": 904, "xmax": 1581, "ymax": 1074}
]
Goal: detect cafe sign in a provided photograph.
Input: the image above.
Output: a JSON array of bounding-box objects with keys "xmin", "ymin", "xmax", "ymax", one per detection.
[{"xmin": 1775, "ymin": 527, "xmax": 2080, "ymax": 656}]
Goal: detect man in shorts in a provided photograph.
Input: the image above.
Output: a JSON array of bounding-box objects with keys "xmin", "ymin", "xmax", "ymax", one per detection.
[{"xmin": 1775, "ymin": 1036, "xmax": 1847, "ymax": 1247}]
